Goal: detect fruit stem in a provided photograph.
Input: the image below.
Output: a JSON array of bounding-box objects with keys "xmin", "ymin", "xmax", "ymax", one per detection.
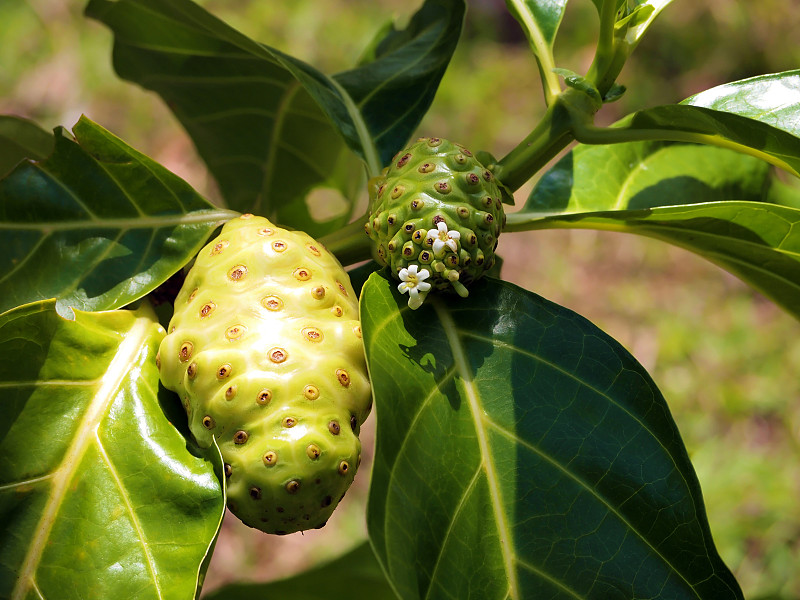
[{"xmin": 320, "ymin": 215, "xmax": 373, "ymax": 266}]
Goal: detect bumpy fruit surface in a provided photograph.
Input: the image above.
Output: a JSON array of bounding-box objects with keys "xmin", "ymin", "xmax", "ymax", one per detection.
[
  {"xmin": 365, "ymin": 137, "xmax": 505, "ymax": 308},
  {"xmin": 158, "ymin": 214, "xmax": 371, "ymax": 535}
]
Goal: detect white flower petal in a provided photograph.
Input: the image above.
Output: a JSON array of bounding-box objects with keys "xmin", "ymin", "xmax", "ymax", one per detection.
[
  {"xmin": 408, "ymin": 287, "xmax": 420, "ymax": 300},
  {"xmin": 398, "ymin": 282, "xmax": 410, "ymax": 294},
  {"xmin": 398, "ymin": 268, "xmax": 410, "ymax": 282},
  {"xmin": 407, "ymin": 264, "xmax": 419, "ymax": 276},
  {"xmin": 445, "ymin": 239, "xmax": 458, "ymax": 253},
  {"xmin": 417, "ymin": 269, "xmax": 431, "ymax": 281},
  {"xmin": 426, "ymin": 228, "xmax": 439, "ymax": 240},
  {"xmin": 449, "ymin": 230, "xmax": 461, "ymax": 241},
  {"xmin": 437, "ymin": 221, "xmax": 448, "ymax": 234},
  {"xmin": 417, "ymin": 281, "xmax": 432, "ymax": 292},
  {"xmin": 432, "ymin": 239, "xmax": 446, "ymax": 255},
  {"xmin": 408, "ymin": 295, "xmax": 424, "ymax": 310}
]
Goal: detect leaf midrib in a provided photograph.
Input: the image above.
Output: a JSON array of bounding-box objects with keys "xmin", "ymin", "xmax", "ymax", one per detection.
[
  {"xmin": 433, "ymin": 300, "xmax": 519, "ymax": 600},
  {"xmin": 0, "ymin": 209, "xmax": 236, "ymax": 231}
]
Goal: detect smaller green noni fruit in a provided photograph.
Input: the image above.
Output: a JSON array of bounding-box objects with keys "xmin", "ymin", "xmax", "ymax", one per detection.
[
  {"xmin": 158, "ymin": 214, "xmax": 371, "ymax": 535},
  {"xmin": 365, "ymin": 137, "xmax": 505, "ymax": 308}
]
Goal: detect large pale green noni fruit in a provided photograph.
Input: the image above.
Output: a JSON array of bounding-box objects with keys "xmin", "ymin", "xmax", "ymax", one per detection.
[
  {"xmin": 365, "ymin": 137, "xmax": 506, "ymax": 309},
  {"xmin": 158, "ymin": 214, "xmax": 371, "ymax": 535}
]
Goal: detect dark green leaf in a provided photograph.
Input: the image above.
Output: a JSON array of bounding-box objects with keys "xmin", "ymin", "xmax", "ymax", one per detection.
[
  {"xmin": 0, "ymin": 116, "xmax": 236, "ymax": 315},
  {"xmin": 0, "ymin": 115, "xmax": 54, "ymax": 178},
  {"xmin": 86, "ymin": 0, "xmax": 464, "ymax": 234},
  {"xmin": 504, "ymin": 0, "xmax": 566, "ymax": 93},
  {"xmin": 362, "ymin": 272, "xmax": 741, "ymax": 600},
  {"xmin": 334, "ymin": 0, "xmax": 465, "ymax": 167},
  {"xmin": 203, "ymin": 542, "xmax": 396, "ymax": 600},
  {"xmin": 0, "ymin": 300, "xmax": 224, "ymax": 600}
]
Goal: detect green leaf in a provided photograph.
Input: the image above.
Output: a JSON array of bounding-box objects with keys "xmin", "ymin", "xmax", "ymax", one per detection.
[
  {"xmin": 683, "ymin": 70, "xmax": 800, "ymax": 138},
  {"xmin": 86, "ymin": 0, "xmax": 464, "ymax": 235},
  {"xmin": 520, "ymin": 141, "xmax": 771, "ymax": 215},
  {"xmin": 0, "ymin": 300, "xmax": 224, "ymax": 600},
  {"xmin": 203, "ymin": 542, "xmax": 396, "ymax": 600},
  {"xmin": 0, "ymin": 115, "xmax": 54, "ymax": 178},
  {"xmin": 0, "ymin": 115, "xmax": 236, "ymax": 316},
  {"xmin": 362, "ymin": 272, "xmax": 742, "ymax": 600},
  {"xmin": 504, "ymin": 0, "xmax": 567, "ymax": 96},
  {"xmin": 606, "ymin": 72, "xmax": 800, "ymax": 177}
]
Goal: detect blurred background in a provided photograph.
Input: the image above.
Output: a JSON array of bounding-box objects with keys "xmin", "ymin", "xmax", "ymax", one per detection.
[{"xmin": 2, "ymin": 0, "xmax": 800, "ymax": 597}]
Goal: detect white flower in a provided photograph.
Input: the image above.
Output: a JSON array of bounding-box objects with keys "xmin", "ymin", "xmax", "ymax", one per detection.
[
  {"xmin": 397, "ymin": 265, "xmax": 432, "ymax": 309},
  {"xmin": 426, "ymin": 221, "xmax": 460, "ymax": 257}
]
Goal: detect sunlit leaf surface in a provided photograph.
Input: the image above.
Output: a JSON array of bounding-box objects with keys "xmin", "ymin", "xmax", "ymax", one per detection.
[
  {"xmin": 0, "ymin": 300, "xmax": 224, "ymax": 600},
  {"xmin": 362, "ymin": 272, "xmax": 741, "ymax": 600},
  {"xmin": 511, "ymin": 142, "xmax": 800, "ymax": 319},
  {"xmin": 0, "ymin": 116, "xmax": 236, "ymax": 315}
]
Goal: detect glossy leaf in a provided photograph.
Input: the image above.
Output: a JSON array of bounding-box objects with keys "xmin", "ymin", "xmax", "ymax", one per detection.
[
  {"xmin": 0, "ymin": 115, "xmax": 236, "ymax": 316},
  {"xmin": 204, "ymin": 542, "xmax": 396, "ymax": 600},
  {"xmin": 86, "ymin": 0, "xmax": 464, "ymax": 234},
  {"xmin": 610, "ymin": 71, "xmax": 800, "ymax": 177},
  {"xmin": 0, "ymin": 300, "xmax": 225, "ymax": 600},
  {"xmin": 684, "ymin": 70, "xmax": 800, "ymax": 137},
  {"xmin": 519, "ymin": 141, "xmax": 771, "ymax": 215},
  {"xmin": 511, "ymin": 141, "xmax": 800, "ymax": 319},
  {"xmin": 0, "ymin": 115, "xmax": 54, "ymax": 178},
  {"xmin": 362, "ymin": 272, "xmax": 741, "ymax": 600}
]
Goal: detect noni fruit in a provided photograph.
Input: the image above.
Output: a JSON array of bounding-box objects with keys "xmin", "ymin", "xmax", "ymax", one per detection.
[
  {"xmin": 158, "ymin": 214, "xmax": 371, "ymax": 535},
  {"xmin": 365, "ymin": 137, "xmax": 505, "ymax": 308}
]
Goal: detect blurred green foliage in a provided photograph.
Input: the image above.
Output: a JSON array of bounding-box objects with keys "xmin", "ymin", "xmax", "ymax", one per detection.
[{"xmin": 2, "ymin": 0, "xmax": 799, "ymax": 597}]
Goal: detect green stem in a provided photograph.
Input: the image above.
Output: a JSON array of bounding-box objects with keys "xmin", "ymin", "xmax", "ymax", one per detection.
[
  {"xmin": 492, "ymin": 98, "xmax": 575, "ymax": 193},
  {"xmin": 319, "ymin": 215, "xmax": 373, "ymax": 266},
  {"xmin": 585, "ymin": 0, "xmax": 619, "ymax": 94}
]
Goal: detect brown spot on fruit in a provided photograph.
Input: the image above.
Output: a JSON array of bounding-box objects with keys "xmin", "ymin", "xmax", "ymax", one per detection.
[
  {"xmin": 228, "ymin": 265, "xmax": 247, "ymax": 281},
  {"xmin": 272, "ymin": 240, "xmax": 287, "ymax": 252},
  {"xmin": 311, "ymin": 286, "xmax": 325, "ymax": 300},
  {"xmin": 293, "ymin": 267, "xmax": 311, "ymax": 281},
  {"xmin": 263, "ymin": 451, "xmax": 278, "ymax": 466},
  {"xmin": 225, "ymin": 385, "xmax": 237, "ymax": 400},
  {"xmin": 156, "ymin": 352, "xmax": 161, "ymax": 370},
  {"xmin": 336, "ymin": 369, "xmax": 350, "ymax": 387},
  {"xmin": 321, "ymin": 495, "xmax": 332, "ymax": 507},
  {"xmin": 249, "ymin": 487, "xmax": 262, "ymax": 500},
  {"xmin": 328, "ymin": 420, "xmax": 340, "ymax": 435},
  {"xmin": 466, "ymin": 173, "xmax": 480, "ymax": 185},
  {"xmin": 483, "ymin": 170, "xmax": 493, "ymax": 181},
  {"xmin": 302, "ymin": 327, "xmax": 323, "ymax": 342},
  {"xmin": 225, "ymin": 325, "xmax": 246, "ymax": 340},
  {"xmin": 410, "ymin": 199, "xmax": 424, "ymax": 211},
  {"xmin": 233, "ymin": 430, "xmax": 249, "ymax": 445},
  {"xmin": 391, "ymin": 185, "xmax": 404, "ymax": 199},
  {"xmin": 304, "ymin": 385, "xmax": 320, "ymax": 400},
  {"xmin": 224, "ymin": 463, "xmax": 232, "ymax": 478},
  {"xmin": 269, "ymin": 347, "xmax": 288, "ymax": 363},
  {"xmin": 331, "ymin": 306, "xmax": 343, "ymax": 318},
  {"xmin": 216, "ymin": 364, "xmax": 232, "ymax": 379},
  {"xmin": 283, "ymin": 417, "xmax": 297, "ymax": 428},
  {"xmin": 338, "ymin": 461, "xmax": 350, "ymax": 475},
  {"xmin": 187, "ymin": 362, "xmax": 198, "ymax": 379},
  {"xmin": 353, "ymin": 325, "xmax": 362, "ymax": 339},
  {"xmin": 179, "ymin": 342, "xmax": 194, "ymax": 362},
  {"xmin": 336, "ymin": 281, "xmax": 348, "ymax": 296},
  {"xmin": 262, "ymin": 296, "xmax": 283, "ymax": 311},
  {"xmin": 457, "ymin": 206, "xmax": 470, "ymax": 219},
  {"xmin": 285, "ymin": 480, "xmax": 301, "ymax": 494},
  {"xmin": 258, "ymin": 227, "xmax": 273, "ymax": 236},
  {"xmin": 210, "ymin": 241, "xmax": 229, "ymax": 255},
  {"xmin": 418, "ymin": 162, "xmax": 435, "ymax": 173},
  {"xmin": 306, "ymin": 244, "xmax": 321, "ymax": 256},
  {"xmin": 202, "ymin": 415, "xmax": 215, "ymax": 429},
  {"xmin": 200, "ymin": 302, "xmax": 216, "ymax": 318},
  {"xmin": 188, "ymin": 288, "xmax": 198, "ymax": 302},
  {"xmin": 350, "ymin": 414, "xmax": 358, "ymax": 432},
  {"xmin": 257, "ymin": 389, "xmax": 272, "ymax": 405},
  {"xmin": 427, "ymin": 137, "xmax": 442, "ymax": 147},
  {"xmin": 435, "ymin": 181, "xmax": 452, "ymax": 194},
  {"xmin": 241, "ymin": 213, "xmax": 254, "ymax": 219},
  {"xmin": 306, "ymin": 444, "xmax": 321, "ymax": 460},
  {"xmin": 396, "ymin": 153, "xmax": 412, "ymax": 168}
]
